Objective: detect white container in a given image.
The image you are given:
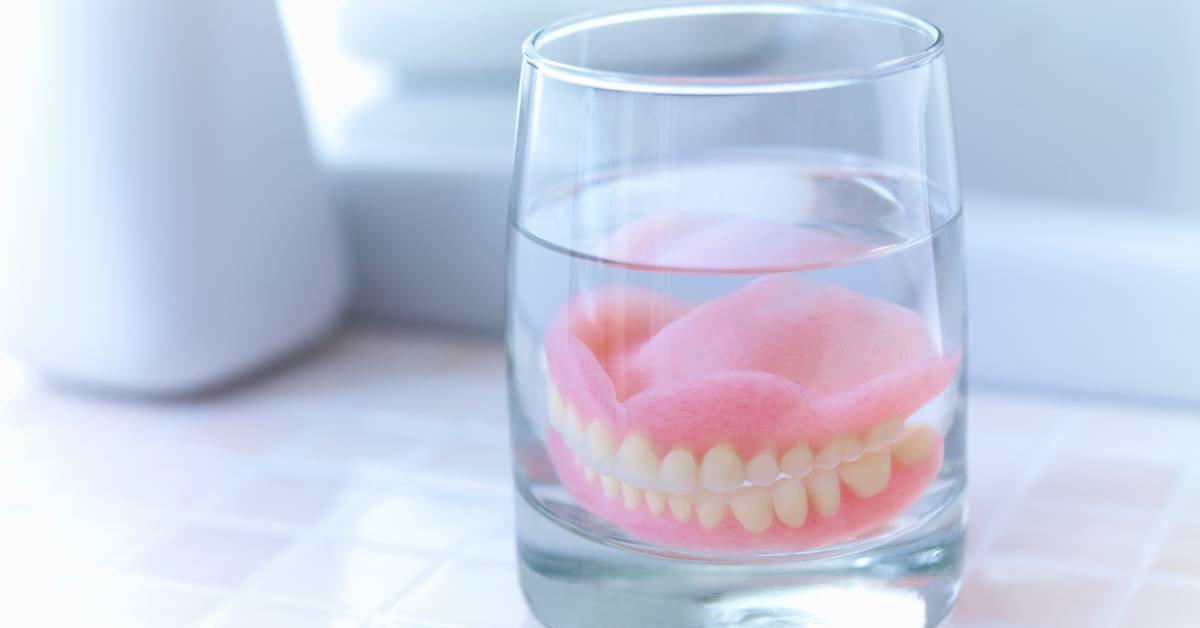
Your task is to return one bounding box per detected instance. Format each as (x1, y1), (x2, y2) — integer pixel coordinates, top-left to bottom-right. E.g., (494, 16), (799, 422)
(0, 1), (349, 394)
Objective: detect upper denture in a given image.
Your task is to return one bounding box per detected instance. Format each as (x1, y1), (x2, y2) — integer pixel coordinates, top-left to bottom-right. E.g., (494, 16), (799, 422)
(545, 274), (957, 463)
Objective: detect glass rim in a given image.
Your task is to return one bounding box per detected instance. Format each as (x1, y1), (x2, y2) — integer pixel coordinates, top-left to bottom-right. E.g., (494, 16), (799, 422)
(523, 1), (945, 95)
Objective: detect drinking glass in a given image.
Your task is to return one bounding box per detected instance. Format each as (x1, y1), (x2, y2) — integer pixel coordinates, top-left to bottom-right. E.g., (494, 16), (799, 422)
(505, 4), (965, 626)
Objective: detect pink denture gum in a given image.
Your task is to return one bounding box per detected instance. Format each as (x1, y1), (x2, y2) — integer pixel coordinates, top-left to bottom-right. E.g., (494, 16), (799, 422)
(542, 211), (959, 553)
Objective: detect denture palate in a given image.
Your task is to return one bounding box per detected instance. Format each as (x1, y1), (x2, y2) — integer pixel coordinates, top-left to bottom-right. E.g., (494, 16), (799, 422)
(546, 381), (937, 533)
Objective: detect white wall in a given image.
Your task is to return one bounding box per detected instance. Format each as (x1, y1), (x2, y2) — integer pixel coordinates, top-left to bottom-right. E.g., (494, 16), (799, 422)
(281, 1), (1200, 404)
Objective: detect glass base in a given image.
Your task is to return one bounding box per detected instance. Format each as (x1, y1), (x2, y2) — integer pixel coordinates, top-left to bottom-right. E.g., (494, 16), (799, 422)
(518, 491), (965, 628)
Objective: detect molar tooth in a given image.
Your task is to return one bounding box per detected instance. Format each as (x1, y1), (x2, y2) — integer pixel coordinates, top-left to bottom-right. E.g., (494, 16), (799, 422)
(583, 466), (596, 483)
(546, 383), (565, 430)
(615, 433), (660, 489)
(780, 443), (814, 478)
(893, 425), (937, 465)
(772, 478), (808, 528)
(600, 475), (620, 498)
(840, 435), (864, 462)
(657, 448), (697, 495)
(700, 445), (745, 493)
(695, 491), (728, 529)
(645, 490), (667, 515)
(668, 494), (693, 522)
(585, 421), (616, 472)
(621, 483), (643, 510)
(807, 468), (841, 518)
(729, 487), (773, 533)
(865, 418), (905, 450)
(562, 407), (584, 450)
(815, 435), (864, 468)
(837, 448), (892, 498)
(745, 451), (780, 487)
(815, 438), (846, 468)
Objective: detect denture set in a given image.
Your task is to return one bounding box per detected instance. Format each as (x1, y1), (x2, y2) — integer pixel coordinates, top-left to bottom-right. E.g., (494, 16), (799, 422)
(543, 274), (958, 552)
(549, 388), (938, 530)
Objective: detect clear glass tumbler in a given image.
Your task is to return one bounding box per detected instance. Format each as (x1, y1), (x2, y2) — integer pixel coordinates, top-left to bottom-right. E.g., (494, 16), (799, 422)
(505, 4), (965, 626)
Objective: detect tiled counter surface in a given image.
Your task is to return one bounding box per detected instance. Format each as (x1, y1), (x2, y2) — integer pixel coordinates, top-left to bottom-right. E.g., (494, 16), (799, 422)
(0, 328), (1197, 628)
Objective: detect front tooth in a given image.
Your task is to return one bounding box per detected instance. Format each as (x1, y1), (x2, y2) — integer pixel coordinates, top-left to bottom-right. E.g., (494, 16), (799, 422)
(645, 490), (667, 515)
(562, 407), (584, 450)
(615, 433), (660, 489)
(668, 494), (693, 522)
(547, 384), (565, 430)
(695, 491), (728, 529)
(621, 483), (643, 510)
(807, 468), (841, 517)
(780, 444), (813, 478)
(729, 487), (773, 532)
(838, 448), (892, 498)
(583, 466), (596, 483)
(865, 418), (905, 450)
(585, 422), (616, 472)
(657, 448), (697, 495)
(772, 478), (808, 528)
(745, 451), (779, 487)
(700, 445), (745, 493)
(893, 425), (937, 465)
(600, 475), (620, 498)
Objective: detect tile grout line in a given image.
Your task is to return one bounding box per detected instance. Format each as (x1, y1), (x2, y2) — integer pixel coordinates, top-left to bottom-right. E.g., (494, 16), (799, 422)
(1091, 433), (1200, 628)
(102, 569), (383, 625)
(944, 413), (1081, 628)
(90, 415), (366, 626)
(963, 412), (1081, 571)
(95, 409), (323, 546)
(187, 409), (506, 627)
(191, 451), (454, 624)
(93, 404), (335, 576)
(375, 500), (519, 624)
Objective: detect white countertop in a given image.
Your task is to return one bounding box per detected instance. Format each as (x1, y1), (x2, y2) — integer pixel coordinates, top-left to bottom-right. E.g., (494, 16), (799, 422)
(0, 327), (1197, 628)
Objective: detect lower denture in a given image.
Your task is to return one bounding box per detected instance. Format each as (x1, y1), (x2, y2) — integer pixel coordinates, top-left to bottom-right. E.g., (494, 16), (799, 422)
(542, 273), (958, 553)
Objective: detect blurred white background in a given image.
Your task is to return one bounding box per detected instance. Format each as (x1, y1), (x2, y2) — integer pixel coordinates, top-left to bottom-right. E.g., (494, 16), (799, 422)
(288, 0), (1200, 215)
(279, 0), (1199, 405)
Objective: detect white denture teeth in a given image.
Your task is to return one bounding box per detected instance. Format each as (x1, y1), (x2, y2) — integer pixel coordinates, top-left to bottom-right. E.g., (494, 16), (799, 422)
(837, 447), (892, 498)
(621, 483), (643, 510)
(585, 421), (616, 472)
(729, 487), (773, 532)
(816, 436), (858, 469)
(699, 445), (745, 493)
(745, 451), (780, 487)
(695, 491), (728, 529)
(780, 443), (814, 479)
(865, 418), (905, 450)
(839, 435), (864, 462)
(807, 468), (841, 518)
(615, 433), (660, 489)
(562, 407), (584, 450)
(657, 448), (697, 495)
(546, 383), (565, 430)
(668, 493), (693, 522)
(600, 475), (620, 498)
(645, 490), (667, 515)
(772, 478), (808, 528)
(561, 413), (934, 532)
(893, 424), (937, 465)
